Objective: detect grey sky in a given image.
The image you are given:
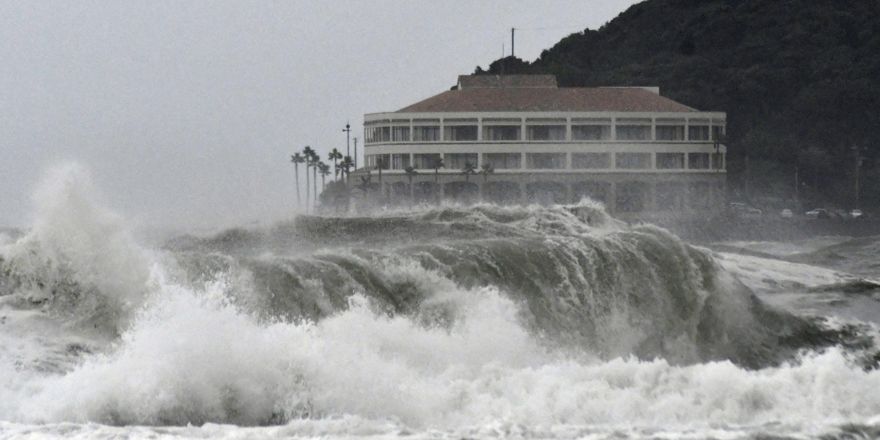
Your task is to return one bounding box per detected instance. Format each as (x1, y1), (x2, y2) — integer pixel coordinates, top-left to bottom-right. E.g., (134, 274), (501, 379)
(0, 0), (640, 229)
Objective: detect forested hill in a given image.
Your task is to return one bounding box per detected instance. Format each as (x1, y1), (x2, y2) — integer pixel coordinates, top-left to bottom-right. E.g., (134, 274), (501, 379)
(479, 0), (880, 209)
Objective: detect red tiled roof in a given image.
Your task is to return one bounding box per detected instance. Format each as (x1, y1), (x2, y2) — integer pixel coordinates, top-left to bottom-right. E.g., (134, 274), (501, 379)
(397, 87), (697, 113)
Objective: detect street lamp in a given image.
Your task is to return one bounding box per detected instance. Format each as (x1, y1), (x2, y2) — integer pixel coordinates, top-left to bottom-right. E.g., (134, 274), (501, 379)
(342, 122), (351, 162)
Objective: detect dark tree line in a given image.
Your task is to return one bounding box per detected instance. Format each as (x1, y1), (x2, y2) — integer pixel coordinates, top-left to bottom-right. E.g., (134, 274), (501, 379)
(478, 0), (880, 209)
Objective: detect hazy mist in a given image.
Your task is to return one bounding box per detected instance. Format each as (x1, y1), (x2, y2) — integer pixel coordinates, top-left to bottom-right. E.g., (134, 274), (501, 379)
(0, 0), (639, 229)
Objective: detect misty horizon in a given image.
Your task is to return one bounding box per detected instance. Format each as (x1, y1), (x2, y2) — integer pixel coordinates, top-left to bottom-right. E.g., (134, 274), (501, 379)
(0, 0), (638, 229)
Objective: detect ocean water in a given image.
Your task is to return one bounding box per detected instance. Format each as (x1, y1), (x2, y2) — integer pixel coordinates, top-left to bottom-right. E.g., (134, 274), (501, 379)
(2, 164), (880, 439)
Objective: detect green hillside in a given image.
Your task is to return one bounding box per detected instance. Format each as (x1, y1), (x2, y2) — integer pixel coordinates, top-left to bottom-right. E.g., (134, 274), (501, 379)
(479, 0), (880, 209)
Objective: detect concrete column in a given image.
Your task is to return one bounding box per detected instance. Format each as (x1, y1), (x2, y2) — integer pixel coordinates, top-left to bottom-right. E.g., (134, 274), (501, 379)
(611, 117), (617, 141)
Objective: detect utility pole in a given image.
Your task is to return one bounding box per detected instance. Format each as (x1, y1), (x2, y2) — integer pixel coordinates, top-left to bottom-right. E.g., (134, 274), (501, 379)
(353, 137), (358, 170)
(511, 28), (515, 57)
(342, 122), (351, 158)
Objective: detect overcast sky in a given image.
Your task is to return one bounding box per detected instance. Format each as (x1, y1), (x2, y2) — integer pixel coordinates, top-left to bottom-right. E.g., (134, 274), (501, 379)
(0, 0), (640, 229)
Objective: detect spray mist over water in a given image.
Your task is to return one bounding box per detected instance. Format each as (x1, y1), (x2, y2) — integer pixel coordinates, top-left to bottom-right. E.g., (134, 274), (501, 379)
(2, 163), (880, 438)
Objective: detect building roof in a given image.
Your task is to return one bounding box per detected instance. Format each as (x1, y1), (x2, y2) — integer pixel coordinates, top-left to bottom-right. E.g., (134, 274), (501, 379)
(457, 74), (557, 89)
(397, 75), (697, 113)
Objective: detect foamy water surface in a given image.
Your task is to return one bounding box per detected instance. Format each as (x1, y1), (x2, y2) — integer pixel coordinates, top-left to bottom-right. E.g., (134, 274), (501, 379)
(2, 164), (880, 439)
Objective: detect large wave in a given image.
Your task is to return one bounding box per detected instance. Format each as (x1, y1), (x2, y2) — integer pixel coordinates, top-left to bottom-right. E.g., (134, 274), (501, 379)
(167, 204), (847, 368)
(1, 164), (879, 435)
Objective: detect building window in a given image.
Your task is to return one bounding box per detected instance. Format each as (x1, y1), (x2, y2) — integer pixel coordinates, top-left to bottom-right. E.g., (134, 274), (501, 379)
(571, 125), (611, 140)
(377, 155), (390, 169)
(526, 153), (566, 169)
(688, 125), (710, 141)
(616, 181), (649, 212)
(711, 153), (725, 170)
(391, 154), (410, 170)
(445, 153), (478, 170)
(483, 125), (521, 141)
(366, 154), (390, 169)
(616, 125), (651, 141)
(484, 153), (522, 169)
(413, 126), (440, 141)
(391, 126), (410, 142)
(526, 125), (566, 141)
(656, 153), (685, 169)
(413, 153), (441, 169)
(688, 153), (710, 169)
(616, 152), (651, 169)
(365, 126), (391, 143)
(656, 125), (685, 141)
(571, 153), (610, 169)
(443, 125), (478, 141)
(712, 125), (725, 141)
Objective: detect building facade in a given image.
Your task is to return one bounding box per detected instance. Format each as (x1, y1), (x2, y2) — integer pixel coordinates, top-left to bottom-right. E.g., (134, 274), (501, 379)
(356, 75), (726, 215)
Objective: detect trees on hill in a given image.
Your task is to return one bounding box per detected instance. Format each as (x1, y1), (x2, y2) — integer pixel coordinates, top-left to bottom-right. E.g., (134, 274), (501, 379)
(478, 0), (880, 208)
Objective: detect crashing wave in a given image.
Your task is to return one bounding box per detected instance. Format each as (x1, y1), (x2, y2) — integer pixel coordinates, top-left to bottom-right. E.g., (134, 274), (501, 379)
(0, 164), (877, 431)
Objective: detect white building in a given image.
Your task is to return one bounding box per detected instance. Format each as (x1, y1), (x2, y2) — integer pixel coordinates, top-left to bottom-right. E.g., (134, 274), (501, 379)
(357, 74), (726, 215)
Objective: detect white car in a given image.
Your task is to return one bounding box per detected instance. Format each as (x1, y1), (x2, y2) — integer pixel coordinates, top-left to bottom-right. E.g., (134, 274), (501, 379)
(780, 209), (793, 218)
(851, 209), (864, 219)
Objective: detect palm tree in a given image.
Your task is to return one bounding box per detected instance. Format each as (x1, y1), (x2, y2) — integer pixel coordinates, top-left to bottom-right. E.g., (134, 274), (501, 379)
(290, 153), (305, 207)
(479, 162), (494, 182)
(358, 173), (372, 196)
(479, 162), (494, 202)
(461, 161), (477, 183)
(319, 162), (331, 191)
(339, 155), (354, 184)
(375, 156), (386, 201)
(432, 157), (444, 202)
(302, 146), (315, 211)
(328, 148), (343, 181)
(432, 157), (444, 182)
(311, 152), (319, 203)
(404, 165), (419, 205)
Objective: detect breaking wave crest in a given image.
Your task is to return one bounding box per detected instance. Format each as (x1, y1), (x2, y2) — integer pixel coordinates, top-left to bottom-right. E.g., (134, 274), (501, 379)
(1, 164), (879, 436)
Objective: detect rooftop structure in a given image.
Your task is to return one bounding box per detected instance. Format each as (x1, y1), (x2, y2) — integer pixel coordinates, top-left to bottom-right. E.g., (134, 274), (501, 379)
(400, 76), (692, 113)
(355, 74), (726, 215)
